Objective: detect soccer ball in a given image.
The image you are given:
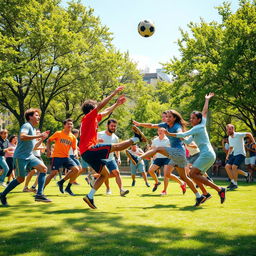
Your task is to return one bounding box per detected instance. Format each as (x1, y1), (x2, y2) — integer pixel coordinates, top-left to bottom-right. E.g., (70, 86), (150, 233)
(138, 20), (155, 37)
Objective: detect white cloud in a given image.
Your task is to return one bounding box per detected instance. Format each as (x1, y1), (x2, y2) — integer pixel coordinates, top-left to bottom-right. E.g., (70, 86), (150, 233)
(130, 54), (161, 73)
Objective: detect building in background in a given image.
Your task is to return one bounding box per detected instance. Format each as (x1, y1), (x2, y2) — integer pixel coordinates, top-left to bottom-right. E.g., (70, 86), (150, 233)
(0, 111), (12, 130)
(142, 69), (171, 85)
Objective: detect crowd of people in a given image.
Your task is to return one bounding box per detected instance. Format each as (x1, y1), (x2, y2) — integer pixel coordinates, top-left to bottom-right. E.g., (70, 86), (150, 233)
(0, 86), (255, 209)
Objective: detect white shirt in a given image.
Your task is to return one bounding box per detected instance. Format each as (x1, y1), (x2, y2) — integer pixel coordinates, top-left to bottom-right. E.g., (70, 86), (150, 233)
(151, 136), (170, 158)
(228, 132), (247, 156)
(97, 131), (119, 160)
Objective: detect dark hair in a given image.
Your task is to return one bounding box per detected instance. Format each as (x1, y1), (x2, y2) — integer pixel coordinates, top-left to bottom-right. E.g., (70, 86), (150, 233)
(166, 109), (188, 131)
(72, 129), (79, 135)
(25, 108), (41, 121)
(63, 118), (73, 125)
(107, 119), (117, 125)
(191, 111), (203, 123)
(162, 111), (167, 115)
(81, 100), (97, 115)
(9, 135), (17, 143)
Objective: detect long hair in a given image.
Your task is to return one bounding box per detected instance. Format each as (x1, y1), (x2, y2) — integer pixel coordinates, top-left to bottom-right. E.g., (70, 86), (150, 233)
(166, 109), (188, 131)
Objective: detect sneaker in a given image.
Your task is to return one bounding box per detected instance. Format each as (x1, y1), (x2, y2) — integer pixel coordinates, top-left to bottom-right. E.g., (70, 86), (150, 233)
(120, 189), (129, 197)
(245, 173), (250, 183)
(201, 193), (212, 204)
(0, 182), (7, 188)
(132, 125), (147, 143)
(227, 183), (238, 191)
(83, 195), (97, 209)
(23, 187), (32, 192)
(145, 182), (150, 187)
(218, 187), (226, 204)
(65, 188), (75, 196)
(30, 187), (37, 193)
(125, 150), (139, 165)
(35, 194), (52, 203)
(131, 180), (136, 186)
(57, 181), (64, 193)
(194, 195), (206, 207)
(152, 182), (161, 192)
(180, 182), (187, 195)
(227, 182), (233, 189)
(0, 193), (8, 206)
(161, 190), (167, 196)
(106, 189), (112, 195)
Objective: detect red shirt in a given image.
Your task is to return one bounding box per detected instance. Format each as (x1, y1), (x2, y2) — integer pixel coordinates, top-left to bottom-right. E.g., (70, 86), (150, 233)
(79, 108), (102, 154)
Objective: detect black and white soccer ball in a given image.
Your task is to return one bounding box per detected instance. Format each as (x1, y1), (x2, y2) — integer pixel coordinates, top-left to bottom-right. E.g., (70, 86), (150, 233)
(138, 20), (155, 37)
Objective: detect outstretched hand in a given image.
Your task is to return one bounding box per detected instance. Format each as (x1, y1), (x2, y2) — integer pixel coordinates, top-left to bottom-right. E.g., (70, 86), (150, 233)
(115, 86), (125, 93)
(205, 92), (215, 100)
(132, 120), (140, 126)
(116, 95), (126, 105)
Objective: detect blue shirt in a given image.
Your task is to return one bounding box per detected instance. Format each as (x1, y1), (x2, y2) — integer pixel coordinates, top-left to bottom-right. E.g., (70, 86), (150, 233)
(14, 122), (37, 160)
(176, 117), (214, 153)
(158, 122), (184, 150)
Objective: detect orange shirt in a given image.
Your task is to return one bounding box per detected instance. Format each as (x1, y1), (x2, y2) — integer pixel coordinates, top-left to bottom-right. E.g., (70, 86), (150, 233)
(49, 130), (77, 158)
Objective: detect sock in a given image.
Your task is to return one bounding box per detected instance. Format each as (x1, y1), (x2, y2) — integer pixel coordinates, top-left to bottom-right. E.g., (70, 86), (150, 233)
(131, 137), (139, 144)
(66, 183), (72, 190)
(234, 181), (238, 185)
(37, 173), (46, 196)
(1, 179), (20, 196)
(231, 179), (235, 184)
(245, 172), (249, 177)
(195, 192), (201, 198)
(88, 188), (96, 199)
(59, 178), (65, 185)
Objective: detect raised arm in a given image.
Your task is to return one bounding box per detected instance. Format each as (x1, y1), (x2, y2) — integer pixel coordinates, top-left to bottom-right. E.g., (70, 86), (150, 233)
(132, 120), (158, 129)
(100, 95), (126, 118)
(202, 92), (214, 118)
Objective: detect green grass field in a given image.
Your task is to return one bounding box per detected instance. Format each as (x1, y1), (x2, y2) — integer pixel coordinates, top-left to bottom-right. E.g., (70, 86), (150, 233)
(0, 176), (255, 256)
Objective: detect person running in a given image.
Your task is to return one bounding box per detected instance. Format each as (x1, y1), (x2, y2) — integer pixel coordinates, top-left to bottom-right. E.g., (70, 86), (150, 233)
(149, 127), (186, 195)
(225, 124), (255, 190)
(5, 135), (17, 185)
(130, 110), (205, 206)
(45, 119), (80, 196)
(0, 129), (10, 187)
(126, 144), (150, 187)
(80, 86), (147, 209)
(245, 137), (256, 182)
(163, 93), (226, 204)
(0, 108), (51, 206)
(97, 119), (129, 196)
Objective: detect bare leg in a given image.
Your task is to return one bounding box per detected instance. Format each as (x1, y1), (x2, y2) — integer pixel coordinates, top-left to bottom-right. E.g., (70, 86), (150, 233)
(225, 164), (234, 180)
(24, 169), (36, 189)
(148, 164), (160, 184)
(44, 170), (58, 187)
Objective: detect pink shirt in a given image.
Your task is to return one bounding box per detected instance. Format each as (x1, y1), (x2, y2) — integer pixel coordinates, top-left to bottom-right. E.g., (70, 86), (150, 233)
(5, 143), (16, 158)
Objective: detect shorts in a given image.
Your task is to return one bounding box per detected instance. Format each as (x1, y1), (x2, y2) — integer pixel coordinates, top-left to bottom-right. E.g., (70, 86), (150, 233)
(165, 147), (187, 168)
(51, 157), (77, 171)
(81, 144), (112, 173)
(245, 156), (256, 165)
(227, 154), (245, 167)
(15, 156), (43, 177)
(130, 161), (145, 175)
(188, 153), (200, 164)
(153, 158), (170, 167)
(105, 159), (119, 172)
(193, 151), (216, 174)
(6, 157), (15, 176)
(81, 158), (90, 168)
(70, 155), (81, 166)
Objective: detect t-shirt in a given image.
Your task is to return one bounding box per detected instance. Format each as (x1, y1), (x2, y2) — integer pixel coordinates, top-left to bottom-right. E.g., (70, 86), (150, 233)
(245, 143), (256, 158)
(49, 130), (77, 158)
(79, 108), (102, 155)
(151, 136), (170, 158)
(158, 122), (184, 150)
(5, 142), (16, 158)
(228, 132), (247, 156)
(97, 131), (119, 160)
(0, 138), (9, 156)
(14, 122), (36, 160)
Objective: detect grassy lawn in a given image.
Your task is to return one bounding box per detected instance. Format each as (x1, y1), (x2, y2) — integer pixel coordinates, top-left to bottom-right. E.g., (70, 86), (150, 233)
(0, 176), (255, 256)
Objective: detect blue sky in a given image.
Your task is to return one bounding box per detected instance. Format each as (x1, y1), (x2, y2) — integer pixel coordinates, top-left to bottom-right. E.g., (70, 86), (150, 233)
(80, 0), (239, 72)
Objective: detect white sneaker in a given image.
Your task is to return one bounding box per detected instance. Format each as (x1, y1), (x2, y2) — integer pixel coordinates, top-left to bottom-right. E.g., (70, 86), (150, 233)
(106, 189), (112, 195)
(0, 182), (7, 187)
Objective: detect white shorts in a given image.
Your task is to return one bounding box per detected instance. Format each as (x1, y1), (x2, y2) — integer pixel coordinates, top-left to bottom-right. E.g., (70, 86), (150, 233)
(245, 156), (256, 165)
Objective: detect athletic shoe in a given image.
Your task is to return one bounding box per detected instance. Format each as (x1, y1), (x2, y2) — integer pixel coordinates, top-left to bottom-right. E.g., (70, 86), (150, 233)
(227, 182), (233, 189)
(218, 187), (226, 204)
(180, 182), (187, 194)
(65, 188), (75, 196)
(245, 173), (250, 183)
(120, 189), (129, 197)
(201, 193), (212, 204)
(161, 190), (167, 196)
(23, 187), (32, 192)
(57, 181), (64, 194)
(132, 125), (147, 143)
(30, 187), (37, 193)
(227, 183), (238, 191)
(83, 195), (97, 209)
(152, 182), (161, 192)
(35, 195), (52, 203)
(0, 193), (8, 206)
(131, 180), (136, 186)
(106, 189), (112, 195)
(125, 150), (139, 165)
(0, 182), (7, 188)
(194, 195), (206, 207)
(145, 182), (150, 187)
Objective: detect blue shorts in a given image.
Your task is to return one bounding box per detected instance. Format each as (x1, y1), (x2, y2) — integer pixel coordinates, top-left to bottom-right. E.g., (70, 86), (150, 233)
(15, 156), (43, 177)
(193, 151), (216, 173)
(188, 153), (200, 164)
(81, 144), (112, 173)
(130, 161), (145, 175)
(165, 147), (187, 168)
(105, 159), (119, 172)
(51, 157), (77, 171)
(227, 153), (245, 167)
(153, 158), (170, 167)
(81, 158), (90, 168)
(70, 155), (81, 166)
